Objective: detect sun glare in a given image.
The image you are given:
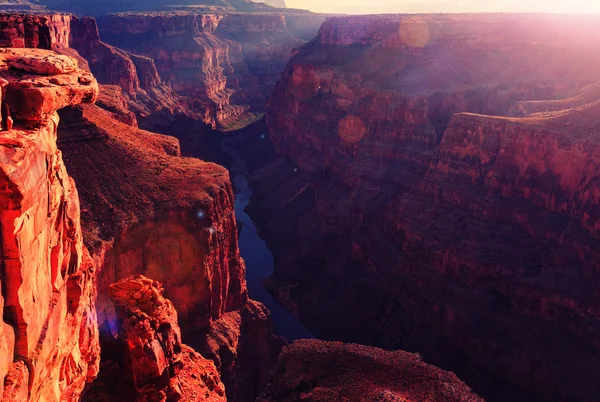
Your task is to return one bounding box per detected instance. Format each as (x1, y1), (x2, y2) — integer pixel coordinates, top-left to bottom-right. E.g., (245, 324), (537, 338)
(286, 0), (600, 14)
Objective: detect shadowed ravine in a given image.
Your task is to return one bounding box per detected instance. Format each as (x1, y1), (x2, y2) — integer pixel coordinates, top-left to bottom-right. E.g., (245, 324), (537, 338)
(221, 136), (314, 341)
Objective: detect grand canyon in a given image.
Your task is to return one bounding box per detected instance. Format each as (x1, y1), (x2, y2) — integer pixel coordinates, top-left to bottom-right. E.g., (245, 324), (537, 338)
(0, 2), (599, 402)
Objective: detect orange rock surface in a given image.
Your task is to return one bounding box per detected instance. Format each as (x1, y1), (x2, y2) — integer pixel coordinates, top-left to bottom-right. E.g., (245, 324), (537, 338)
(56, 101), (247, 336)
(0, 48), (99, 401)
(83, 275), (227, 402)
(258, 339), (483, 402)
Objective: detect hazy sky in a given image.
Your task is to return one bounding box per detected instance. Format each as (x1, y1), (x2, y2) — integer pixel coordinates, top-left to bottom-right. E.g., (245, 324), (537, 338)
(286, 0), (600, 14)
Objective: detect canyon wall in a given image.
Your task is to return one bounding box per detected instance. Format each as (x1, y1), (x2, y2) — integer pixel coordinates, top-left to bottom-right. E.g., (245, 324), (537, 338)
(0, 48), (99, 402)
(55, 95), (282, 401)
(83, 275), (227, 401)
(0, 13), (283, 399)
(98, 11), (324, 130)
(250, 14), (600, 402)
(0, 11), (326, 143)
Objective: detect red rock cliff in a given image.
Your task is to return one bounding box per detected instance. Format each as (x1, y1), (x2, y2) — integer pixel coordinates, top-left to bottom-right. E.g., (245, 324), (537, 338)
(56, 101), (247, 336)
(98, 11), (325, 130)
(0, 12), (187, 133)
(250, 13), (600, 402)
(0, 48), (99, 402)
(83, 275), (227, 402)
(0, 13), (282, 399)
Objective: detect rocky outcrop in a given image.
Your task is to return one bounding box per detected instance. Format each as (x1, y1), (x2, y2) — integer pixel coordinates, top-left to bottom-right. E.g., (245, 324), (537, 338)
(0, 48), (99, 401)
(55, 88), (282, 400)
(248, 13), (600, 402)
(258, 339), (483, 402)
(83, 275), (227, 401)
(196, 299), (285, 402)
(56, 101), (247, 337)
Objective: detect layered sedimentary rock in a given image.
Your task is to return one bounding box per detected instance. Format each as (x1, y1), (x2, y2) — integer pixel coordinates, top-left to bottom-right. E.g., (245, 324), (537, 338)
(55, 82), (282, 401)
(7, 0), (280, 16)
(258, 339), (482, 402)
(57, 101), (247, 336)
(99, 11), (325, 129)
(196, 299), (285, 402)
(0, 14), (71, 48)
(0, 11), (326, 134)
(0, 48), (99, 401)
(0, 13), (189, 123)
(83, 275), (227, 401)
(249, 14), (600, 402)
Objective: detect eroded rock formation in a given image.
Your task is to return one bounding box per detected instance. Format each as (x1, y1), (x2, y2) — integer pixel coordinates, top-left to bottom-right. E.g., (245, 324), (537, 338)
(98, 11), (325, 130)
(55, 91), (286, 402)
(83, 275), (227, 402)
(258, 339), (483, 402)
(247, 14), (600, 402)
(0, 13), (193, 131)
(0, 14), (284, 399)
(197, 299), (285, 402)
(0, 48), (99, 401)
(56, 100), (247, 337)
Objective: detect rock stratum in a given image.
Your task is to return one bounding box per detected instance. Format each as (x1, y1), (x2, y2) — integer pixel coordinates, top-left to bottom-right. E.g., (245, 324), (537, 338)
(0, 11), (327, 133)
(83, 275), (227, 402)
(258, 339), (482, 402)
(98, 11), (327, 130)
(0, 48), (99, 401)
(249, 13), (600, 402)
(0, 10), (535, 402)
(0, 13), (284, 401)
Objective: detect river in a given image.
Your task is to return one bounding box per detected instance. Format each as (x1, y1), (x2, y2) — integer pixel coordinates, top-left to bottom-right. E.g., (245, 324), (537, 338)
(221, 136), (314, 341)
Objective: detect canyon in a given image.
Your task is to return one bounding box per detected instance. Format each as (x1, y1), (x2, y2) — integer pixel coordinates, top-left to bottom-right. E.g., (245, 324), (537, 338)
(247, 13), (600, 402)
(0, 12), (286, 402)
(2, 7), (600, 402)
(0, 9), (481, 402)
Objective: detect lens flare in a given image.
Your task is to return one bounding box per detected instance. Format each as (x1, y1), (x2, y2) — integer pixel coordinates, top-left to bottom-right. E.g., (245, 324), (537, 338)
(399, 17), (431, 48)
(338, 115), (367, 144)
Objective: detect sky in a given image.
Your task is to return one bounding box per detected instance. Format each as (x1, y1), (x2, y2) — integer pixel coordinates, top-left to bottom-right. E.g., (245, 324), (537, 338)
(285, 0), (600, 14)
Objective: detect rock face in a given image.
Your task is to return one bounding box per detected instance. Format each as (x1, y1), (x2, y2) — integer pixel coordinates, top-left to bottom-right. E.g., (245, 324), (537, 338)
(98, 11), (323, 130)
(249, 13), (600, 402)
(0, 48), (99, 401)
(0, 14), (283, 398)
(258, 339), (483, 402)
(196, 299), (286, 402)
(56, 101), (247, 337)
(0, 14), (71, 49)
(56, 90), (285, 402)
(83, 275), (227, 402)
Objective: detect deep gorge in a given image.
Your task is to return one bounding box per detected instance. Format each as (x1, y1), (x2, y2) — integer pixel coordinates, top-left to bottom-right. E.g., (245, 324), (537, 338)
(0, 8), (600, 402)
